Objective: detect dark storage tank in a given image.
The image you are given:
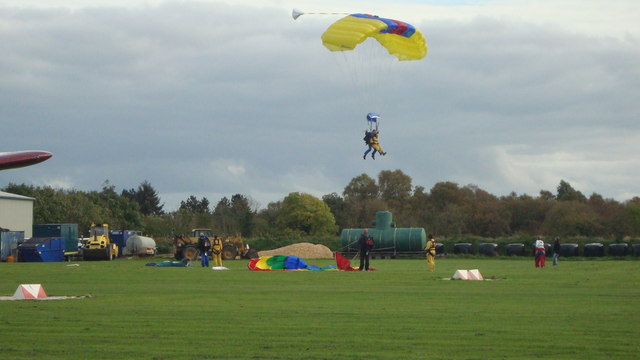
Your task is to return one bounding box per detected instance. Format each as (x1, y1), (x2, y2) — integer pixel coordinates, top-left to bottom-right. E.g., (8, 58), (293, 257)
(633, 244), (640, 257)
(559, 243), (579, 257)
(584, 243), (604, 257)
(340, 211), (426, 257)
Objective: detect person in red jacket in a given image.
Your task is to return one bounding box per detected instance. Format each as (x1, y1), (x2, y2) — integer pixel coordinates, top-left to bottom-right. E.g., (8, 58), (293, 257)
(534, 238), (546, 268)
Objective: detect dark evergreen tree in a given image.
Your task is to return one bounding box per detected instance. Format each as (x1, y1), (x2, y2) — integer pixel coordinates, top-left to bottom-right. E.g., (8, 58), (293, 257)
(122, 180), (164, 216)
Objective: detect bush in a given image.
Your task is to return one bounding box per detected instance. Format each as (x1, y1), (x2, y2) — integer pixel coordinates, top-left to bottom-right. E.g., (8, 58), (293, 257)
(155, 237), (174, 254)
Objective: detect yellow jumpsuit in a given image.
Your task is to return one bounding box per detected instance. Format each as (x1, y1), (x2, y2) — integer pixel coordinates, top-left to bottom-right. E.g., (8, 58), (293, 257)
(425, 239), (436, 272)
(212, 237), (223, 267)
(369, 135), (385, 155)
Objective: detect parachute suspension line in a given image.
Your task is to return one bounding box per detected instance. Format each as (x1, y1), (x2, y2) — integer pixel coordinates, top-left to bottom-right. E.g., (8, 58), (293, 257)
(292, 9), (349, 20)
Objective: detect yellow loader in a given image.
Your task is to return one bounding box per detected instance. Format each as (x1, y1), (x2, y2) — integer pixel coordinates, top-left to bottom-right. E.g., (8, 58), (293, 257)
(173, 229), (258, 261)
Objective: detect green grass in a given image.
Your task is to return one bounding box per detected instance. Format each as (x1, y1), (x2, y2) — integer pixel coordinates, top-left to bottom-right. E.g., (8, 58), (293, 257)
(1, 257), (639, 359)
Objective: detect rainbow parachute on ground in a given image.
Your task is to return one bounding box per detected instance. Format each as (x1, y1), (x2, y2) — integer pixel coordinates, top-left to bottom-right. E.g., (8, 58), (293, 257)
(247, 253), (375, 271)
(248, 255), (337, 271)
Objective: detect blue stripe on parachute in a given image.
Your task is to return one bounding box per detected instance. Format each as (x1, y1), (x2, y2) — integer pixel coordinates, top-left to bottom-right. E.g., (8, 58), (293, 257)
(283, 256), (308, 270)
(350, 14), (416, 38)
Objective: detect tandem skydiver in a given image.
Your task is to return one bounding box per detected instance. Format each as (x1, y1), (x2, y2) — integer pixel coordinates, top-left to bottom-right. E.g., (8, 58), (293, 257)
(363, 129), (386, 160)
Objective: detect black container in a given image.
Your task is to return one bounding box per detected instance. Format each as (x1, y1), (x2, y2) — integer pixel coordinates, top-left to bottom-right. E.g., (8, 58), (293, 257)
(435, 243), (445, 255)
(559, 243), (579, 257)
(584, 243), (604, 257)
(454, 243), (474, 254)
(479, 243), (498, 257)
(608, 243), (628, 256)
(505, 243), (525, 256)
(632, 244), (640, 257)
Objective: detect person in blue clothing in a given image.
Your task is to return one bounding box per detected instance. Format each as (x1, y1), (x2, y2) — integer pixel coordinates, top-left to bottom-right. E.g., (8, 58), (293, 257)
(553, 237), (561, 266)
(198, 235), (211, 268)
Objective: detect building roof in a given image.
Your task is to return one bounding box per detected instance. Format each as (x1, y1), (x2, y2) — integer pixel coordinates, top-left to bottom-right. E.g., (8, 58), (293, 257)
(0, 191), (35, 201)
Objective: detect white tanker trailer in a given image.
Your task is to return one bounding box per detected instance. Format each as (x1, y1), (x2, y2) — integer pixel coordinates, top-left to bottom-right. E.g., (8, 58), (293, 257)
(123, 234), (157, 256)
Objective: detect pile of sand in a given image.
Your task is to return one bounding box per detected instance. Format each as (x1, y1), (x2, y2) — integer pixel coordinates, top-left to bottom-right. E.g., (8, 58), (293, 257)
(258, 243), (334, 259)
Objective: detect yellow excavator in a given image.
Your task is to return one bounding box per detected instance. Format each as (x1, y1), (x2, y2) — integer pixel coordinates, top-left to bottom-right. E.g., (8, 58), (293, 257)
(173, 229), (258, 261)
(83, 223), (118, 261)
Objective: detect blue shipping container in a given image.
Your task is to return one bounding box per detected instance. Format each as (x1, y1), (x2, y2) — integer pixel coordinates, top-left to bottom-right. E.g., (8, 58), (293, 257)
(18, 237), (65, 262)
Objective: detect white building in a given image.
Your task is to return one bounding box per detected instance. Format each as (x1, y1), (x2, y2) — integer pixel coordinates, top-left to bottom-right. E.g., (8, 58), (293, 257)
(0, 191), (35, 238)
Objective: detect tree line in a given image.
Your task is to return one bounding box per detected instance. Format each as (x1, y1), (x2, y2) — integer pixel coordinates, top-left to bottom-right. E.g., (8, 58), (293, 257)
(3, 170), (640, 240)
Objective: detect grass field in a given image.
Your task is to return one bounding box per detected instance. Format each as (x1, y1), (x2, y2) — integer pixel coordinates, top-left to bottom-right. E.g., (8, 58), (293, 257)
(1, 256), (639, 360)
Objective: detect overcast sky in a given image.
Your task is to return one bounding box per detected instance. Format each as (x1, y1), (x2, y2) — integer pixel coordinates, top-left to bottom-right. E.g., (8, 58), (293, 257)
(1, 0), (639, 211)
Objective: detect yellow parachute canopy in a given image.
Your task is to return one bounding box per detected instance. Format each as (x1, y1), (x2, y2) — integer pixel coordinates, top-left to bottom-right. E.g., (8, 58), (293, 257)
(321, 13), (427, 61)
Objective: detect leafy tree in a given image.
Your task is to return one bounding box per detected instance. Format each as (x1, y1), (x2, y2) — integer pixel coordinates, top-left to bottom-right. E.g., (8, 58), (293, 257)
(539, 190), (555, 201)
(343, 174), (378, 201)
(429, 182), (471, 211)
(254, 201), (282, 236)
(542, 201), (601, 236)
(322, 192), (349, 231)
(432, 203), (467, 236)
(377, 170), (412, 205)
(342, 174), (387, 227)
(465, 186), (510, 237)
(90, 182), (143, 231)
(625, 198), (640, 236)
(588, 193), (628, 237)
(407, 185), (433, 228)
(276, 192), (338, 236)
(501, 193), (550, 234)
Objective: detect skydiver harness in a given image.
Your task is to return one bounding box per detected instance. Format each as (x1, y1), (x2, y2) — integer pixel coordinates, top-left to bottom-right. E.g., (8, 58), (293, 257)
(426, 241), (436, 256)
(212, 238), (223, 255)
(364, 131), (373, 145)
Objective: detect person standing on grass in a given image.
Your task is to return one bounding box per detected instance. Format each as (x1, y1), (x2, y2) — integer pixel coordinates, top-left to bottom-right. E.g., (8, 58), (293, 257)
(553, 237), (561, 266)
(198, 235), (211, 268)
(358, 229), (374, 271)
(425, 234), (437, 272)
(534, 238), (546, 268)
(211, 235), (223, 267)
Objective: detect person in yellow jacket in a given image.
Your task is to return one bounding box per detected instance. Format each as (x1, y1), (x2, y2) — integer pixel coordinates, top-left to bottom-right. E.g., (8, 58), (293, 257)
(211, 235), (223, 267)
(363, 130), (387, 160)
(425, 234), (436, 272)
